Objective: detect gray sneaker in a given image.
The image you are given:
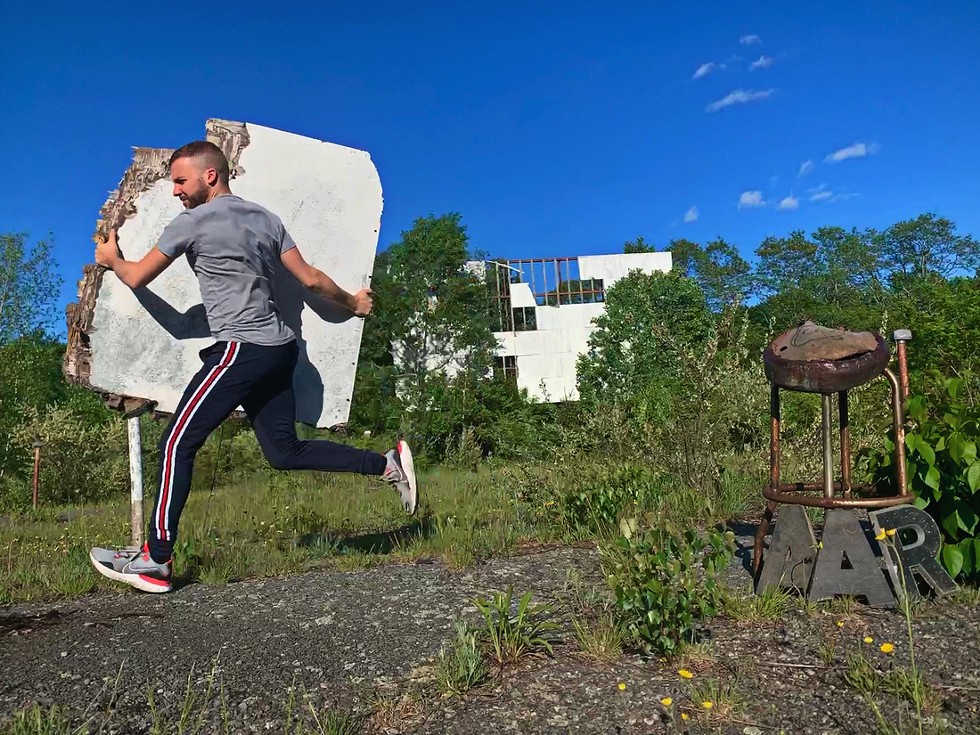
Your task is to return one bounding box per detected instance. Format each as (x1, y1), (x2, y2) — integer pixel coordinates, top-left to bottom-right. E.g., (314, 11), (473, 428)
(382, 440), (418, 515)
(89, 543), (173, 593)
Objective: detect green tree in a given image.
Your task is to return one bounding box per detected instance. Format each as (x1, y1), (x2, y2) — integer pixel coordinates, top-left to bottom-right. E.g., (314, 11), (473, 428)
(623, 236), (656, 254)
(890, 274), (980, 374)
(370, 214), (496, 391)
(748, 226), (888, 345)
(0, 335), (66, 485)
(669, 238), (752, 311)
(577, 271), (713, 403)
(877, 214), (980, 280)
(0, 233), (62, 344)
(350, 214), (500, 453)
(667, 238), (702, 279)
(754, 230), (819, 297)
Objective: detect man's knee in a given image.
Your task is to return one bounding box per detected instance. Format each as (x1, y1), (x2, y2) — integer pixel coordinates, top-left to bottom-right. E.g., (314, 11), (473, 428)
(264, 445), (301, 471)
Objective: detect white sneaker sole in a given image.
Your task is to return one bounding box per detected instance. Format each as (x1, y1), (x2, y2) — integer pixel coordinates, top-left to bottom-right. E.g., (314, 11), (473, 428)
(398, 440), (418, 515)
(89, 549), (173, 594)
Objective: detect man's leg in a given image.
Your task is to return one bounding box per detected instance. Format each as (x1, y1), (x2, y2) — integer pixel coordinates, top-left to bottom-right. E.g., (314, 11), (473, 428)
(242, 343), (387, 475)
(147, 341), (268, 562)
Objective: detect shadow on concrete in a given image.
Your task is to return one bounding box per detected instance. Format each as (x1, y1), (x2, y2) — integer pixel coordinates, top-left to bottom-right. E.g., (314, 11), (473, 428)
(728, 519), (763, 575)
(133, 288), (211, 340)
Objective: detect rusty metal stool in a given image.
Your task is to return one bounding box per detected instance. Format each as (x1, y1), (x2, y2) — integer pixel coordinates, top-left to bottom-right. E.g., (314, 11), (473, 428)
(752, 323), (914, 603)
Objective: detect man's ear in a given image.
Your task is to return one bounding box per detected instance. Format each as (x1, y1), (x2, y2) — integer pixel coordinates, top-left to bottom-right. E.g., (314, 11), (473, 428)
(205, 168), (218, 186)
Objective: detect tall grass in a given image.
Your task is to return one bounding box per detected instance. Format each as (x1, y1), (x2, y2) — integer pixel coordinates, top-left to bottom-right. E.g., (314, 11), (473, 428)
(0, 464), (520, 605)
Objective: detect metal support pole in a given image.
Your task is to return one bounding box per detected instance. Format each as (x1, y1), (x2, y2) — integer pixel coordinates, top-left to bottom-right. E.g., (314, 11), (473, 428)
(821, 394), (834, 499)
(128, 416), (144, 547)
(884, 368), (910, 498)
(839, 391), (852, 498)
(893, 329), (912, 401)
(769, 384), (781, 490)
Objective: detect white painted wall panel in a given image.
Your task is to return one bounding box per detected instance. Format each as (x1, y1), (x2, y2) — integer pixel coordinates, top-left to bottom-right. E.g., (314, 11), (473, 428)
(535, 305), (563, 331)
(509, 282), (537, 308)
(579, 252), (672, 285)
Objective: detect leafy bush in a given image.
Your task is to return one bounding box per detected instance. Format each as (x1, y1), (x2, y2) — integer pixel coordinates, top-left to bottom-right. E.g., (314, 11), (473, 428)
(600, 519), (734, 654)
(400, 372), (558, 464)
(559, 465), (664, 536)
(572, 304), (769, 497)
(5, 407), (128, 509)
(509, 461), (667, 538)
(863, 375), (980, 581)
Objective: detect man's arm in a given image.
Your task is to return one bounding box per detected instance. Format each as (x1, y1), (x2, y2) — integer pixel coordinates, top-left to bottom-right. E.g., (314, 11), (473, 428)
(280, 247), (373, 317)
(95, 230), (174, 289)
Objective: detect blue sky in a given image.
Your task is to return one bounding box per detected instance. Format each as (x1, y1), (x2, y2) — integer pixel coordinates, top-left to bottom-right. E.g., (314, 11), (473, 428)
(2, 1), (979, 335)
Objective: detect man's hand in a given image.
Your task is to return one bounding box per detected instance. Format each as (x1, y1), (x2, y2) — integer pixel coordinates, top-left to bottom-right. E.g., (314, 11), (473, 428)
(351, 288), (374, 317)
(95, 229), (122, 269)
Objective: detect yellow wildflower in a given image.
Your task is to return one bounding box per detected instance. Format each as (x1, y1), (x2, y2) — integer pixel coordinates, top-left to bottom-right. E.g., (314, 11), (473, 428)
(875, 530), (887, 541)
(880, 642), (895, 654)
(863, 636), (874, 644)
(886, 528), (897, 537)
(681, 713), (690, 721)
(660, 697), (673, 707)
(835, 620), (844, 628)
(702, 701), (714, 709)
(617, 682), (626, 690)
(678, 669), (694, 679)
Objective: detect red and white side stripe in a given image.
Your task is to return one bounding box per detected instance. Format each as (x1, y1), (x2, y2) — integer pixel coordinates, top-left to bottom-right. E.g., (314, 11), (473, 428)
(155, 341), (241, 541)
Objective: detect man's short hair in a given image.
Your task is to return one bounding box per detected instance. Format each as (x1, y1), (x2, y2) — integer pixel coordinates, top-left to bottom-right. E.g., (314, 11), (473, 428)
(170, 141), (230, 184)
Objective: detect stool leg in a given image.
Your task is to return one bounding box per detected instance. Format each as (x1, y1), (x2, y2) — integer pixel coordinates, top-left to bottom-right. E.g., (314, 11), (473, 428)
(839, 391), (852, 498)
(821, 394), (834, 499)
(753, 500), (777, 578)
(755, 384), (782, 577)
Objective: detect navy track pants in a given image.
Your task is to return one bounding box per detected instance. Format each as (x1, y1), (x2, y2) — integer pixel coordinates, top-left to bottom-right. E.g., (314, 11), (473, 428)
(147, 340), (387, 562)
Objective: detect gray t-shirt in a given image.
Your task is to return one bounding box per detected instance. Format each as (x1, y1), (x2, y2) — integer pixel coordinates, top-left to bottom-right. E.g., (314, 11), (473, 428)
(157, 194), (296, 346)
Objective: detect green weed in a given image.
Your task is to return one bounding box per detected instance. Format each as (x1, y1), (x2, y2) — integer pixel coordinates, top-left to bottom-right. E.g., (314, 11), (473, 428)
(687, 678), (744, 725)
(0, 465), (528, 604)
(473, 586), (560, 667)
(571, 609), (626, 662)
(722, 586), (791, 622)
(0, 705), (76, 735)
(435, 619), (489, 696)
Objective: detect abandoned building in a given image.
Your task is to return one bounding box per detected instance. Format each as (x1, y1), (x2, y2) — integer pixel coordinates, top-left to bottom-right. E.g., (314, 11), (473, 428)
(477, 251), (673, 402)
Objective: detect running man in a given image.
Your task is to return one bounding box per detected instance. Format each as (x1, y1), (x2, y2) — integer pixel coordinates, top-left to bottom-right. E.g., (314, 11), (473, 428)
(89, 140), (417, 594)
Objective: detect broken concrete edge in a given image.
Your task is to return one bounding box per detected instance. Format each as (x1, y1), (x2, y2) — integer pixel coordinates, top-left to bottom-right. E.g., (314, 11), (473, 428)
(63, 120), (251, 416)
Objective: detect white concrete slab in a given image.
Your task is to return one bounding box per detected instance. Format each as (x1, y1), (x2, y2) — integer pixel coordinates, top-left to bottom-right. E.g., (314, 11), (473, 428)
(86, 122), (382, 428)
(509, 282), (537, 308)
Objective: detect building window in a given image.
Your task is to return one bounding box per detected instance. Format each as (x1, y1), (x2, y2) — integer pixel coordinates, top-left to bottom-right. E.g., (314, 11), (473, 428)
(513, 306), (537, 331)
(546, 278), (605, 305)
(494, 355), (518, 381)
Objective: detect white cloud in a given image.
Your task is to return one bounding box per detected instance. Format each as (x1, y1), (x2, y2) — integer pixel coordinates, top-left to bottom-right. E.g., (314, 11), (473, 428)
(749, 55), (774, 70)
(738, 190), (765, 209)
(808, 184), (859, 203)
(706, 88), (774, 112)
(683, 206), (699, 223)
(824, 142), (879, 162)
(693, 62), (723, 79)
(778, 195), (800, 211)
(740, 34), (762, 45)
(798, 160), (815, 178)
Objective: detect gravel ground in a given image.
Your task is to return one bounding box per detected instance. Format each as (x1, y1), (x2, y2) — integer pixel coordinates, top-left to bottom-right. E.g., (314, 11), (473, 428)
(1, 536), (978, 734)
